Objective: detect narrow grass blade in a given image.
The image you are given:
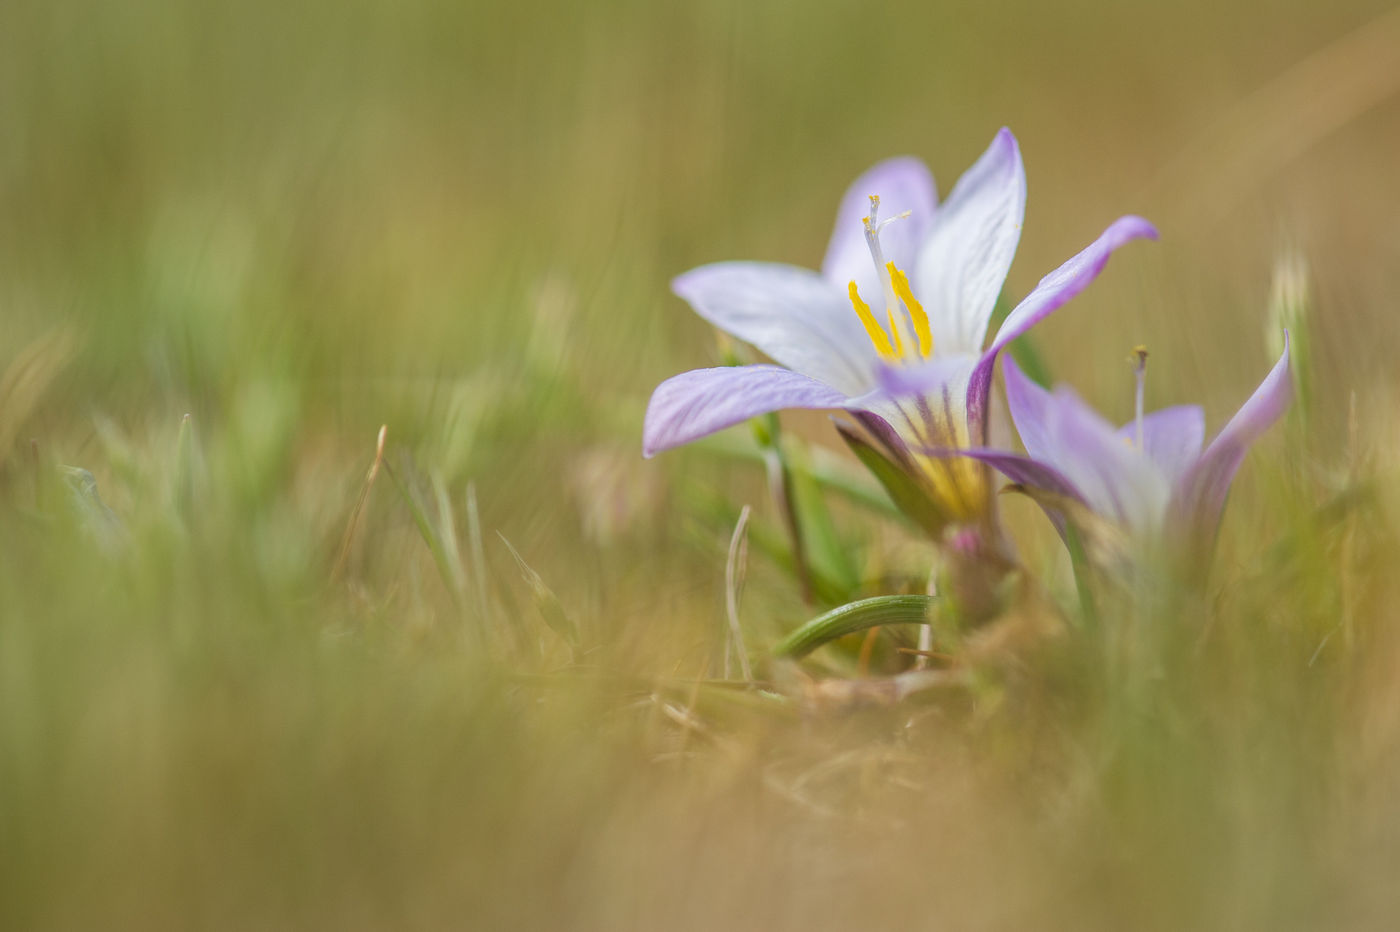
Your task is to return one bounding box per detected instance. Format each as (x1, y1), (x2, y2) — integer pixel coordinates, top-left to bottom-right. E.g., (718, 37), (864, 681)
(383, 456), (463, 611)
(498, 533), (579, 648)
(0, 327), (77, 468)
(724, 504), (753, 682)
(431, 470), (469, 602)
(785, 439), (861, 600)
(174, 413), (197, 521)
(332, 425), (386, 582)
(772, 595), (940, 660)
(465, 481), (490, 627)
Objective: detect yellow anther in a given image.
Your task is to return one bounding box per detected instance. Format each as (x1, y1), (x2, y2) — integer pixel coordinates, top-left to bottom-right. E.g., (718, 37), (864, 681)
(847, 281), (895, 359)
(887, 262), (932, 357)
(1130, 345), (1149, 373)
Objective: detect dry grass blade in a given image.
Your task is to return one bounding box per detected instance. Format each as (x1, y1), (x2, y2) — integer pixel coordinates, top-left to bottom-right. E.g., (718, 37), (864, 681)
(331, 424), (387, 582)
(498, 533), (579, 649)
(0, 327), (77, 468)
(724, 503), (753, 682)
(465, 481), (490, 627)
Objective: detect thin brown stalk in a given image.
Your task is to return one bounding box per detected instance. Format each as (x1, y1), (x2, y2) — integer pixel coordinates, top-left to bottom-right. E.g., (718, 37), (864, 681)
(331, 424), (387, 582)
(724, 504), (753, 682)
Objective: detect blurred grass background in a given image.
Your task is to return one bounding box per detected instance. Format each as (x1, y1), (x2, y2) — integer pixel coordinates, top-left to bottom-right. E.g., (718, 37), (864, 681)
(3, 0), (1400, 928)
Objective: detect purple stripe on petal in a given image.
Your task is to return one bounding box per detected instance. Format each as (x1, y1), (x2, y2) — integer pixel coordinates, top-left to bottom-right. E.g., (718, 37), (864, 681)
(642, 365), (850, 457)
(852, 410), (915, 468)
(1171, 335), (1292, 539)
(867, 354), (979, 450)
(965, 215), (1159, 440)
(822, 157), (937, 305)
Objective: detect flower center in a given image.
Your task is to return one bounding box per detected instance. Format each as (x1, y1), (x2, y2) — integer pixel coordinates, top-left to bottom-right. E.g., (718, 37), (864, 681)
(846, 195), (933, 363)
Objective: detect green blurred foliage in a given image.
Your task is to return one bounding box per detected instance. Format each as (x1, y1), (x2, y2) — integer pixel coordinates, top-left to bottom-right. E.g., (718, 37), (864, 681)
(2, 0), (1400, 928)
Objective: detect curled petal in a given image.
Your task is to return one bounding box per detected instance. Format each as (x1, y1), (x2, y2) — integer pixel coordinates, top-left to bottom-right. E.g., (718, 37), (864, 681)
(912, 127), (1026, 356)
(672, 262), (876, 396)
(965, 215), (1159, 440)
(822, 157), (937, 308)
(1172, 335), (1292, 540)
(642, 365), (850, 457)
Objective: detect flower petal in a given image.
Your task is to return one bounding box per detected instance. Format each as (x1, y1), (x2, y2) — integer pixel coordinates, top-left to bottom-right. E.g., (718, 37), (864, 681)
(960, 448), (1084, 502)
(965, 215), (1158, 441)
(1115, 405), (1205, 488)
(959, 447), (1090, 538)
(1000, 355), (1170, 533)
(1171, 336), (1292, 539)
(1001, 355), (1058, 468)
(1043, 385), (1172, 533)
(869, 353), (980, 449)
(912, 128), (1026, 356)
(672, 262), (876, 396)
(822, 157), (937, 307)
(643, 364), (850, 457)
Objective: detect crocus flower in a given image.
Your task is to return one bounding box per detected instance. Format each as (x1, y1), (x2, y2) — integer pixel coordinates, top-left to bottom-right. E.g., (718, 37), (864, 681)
(643, 128), (1156, 527)
(959, 339), (1292, 561)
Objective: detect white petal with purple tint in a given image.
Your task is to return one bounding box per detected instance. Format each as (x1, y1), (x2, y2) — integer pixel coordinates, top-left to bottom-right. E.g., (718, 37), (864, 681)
(672, 262), (875, 396)
(1040, 385), (1171, 533)
(1116, 405), (1204, 489)
(822, 157), (937, 309)
(912, 128), (1026, 357)
(643, 364), (851, 457)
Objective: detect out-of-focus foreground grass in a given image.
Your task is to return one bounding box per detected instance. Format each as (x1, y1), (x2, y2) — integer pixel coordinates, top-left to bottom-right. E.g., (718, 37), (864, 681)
(3, 0), (1400, 928)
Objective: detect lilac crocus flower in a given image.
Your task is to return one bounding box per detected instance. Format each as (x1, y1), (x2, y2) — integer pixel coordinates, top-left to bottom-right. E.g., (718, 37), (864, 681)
(961, 340), (1292, 558)
(643, 128), (1157, 525)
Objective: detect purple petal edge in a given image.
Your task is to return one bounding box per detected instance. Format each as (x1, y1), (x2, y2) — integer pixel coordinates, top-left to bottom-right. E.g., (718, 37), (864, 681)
(961, 448), (1086, 537)
(1171, 333), (1292, 539)
(959, 448), (1085, 502)
(964, 215), (1159, 441)
(851, 409), (914, 467)
(642, 364), (850, 457)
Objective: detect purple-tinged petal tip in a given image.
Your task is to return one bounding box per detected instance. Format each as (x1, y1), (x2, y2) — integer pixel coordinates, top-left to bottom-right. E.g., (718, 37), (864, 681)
(642, 364), (849, 458)
(1171, 333), (1292, 539)
(964, 213), (1158, 440)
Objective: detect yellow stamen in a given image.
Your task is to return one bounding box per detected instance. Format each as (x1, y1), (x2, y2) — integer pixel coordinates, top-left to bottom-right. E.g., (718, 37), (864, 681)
(887, 262), (932, 357)
(848, 282), (895, 358)
(887, 310), (905, 356)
